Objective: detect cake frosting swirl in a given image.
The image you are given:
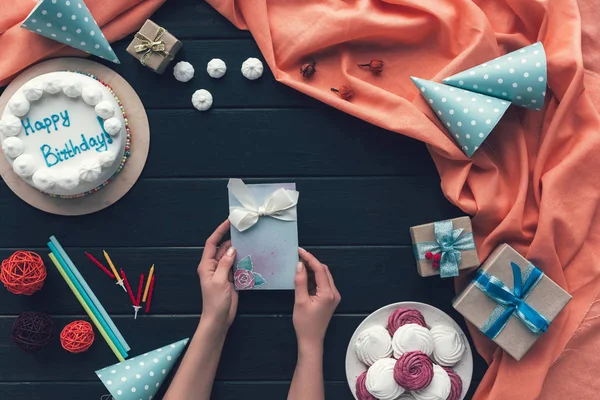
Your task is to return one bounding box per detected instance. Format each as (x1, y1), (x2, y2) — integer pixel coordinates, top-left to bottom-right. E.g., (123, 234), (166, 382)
(355, 325), (393, 366)
(393, 350), (434, 391)
(430, 325), (465, 367)
(411, 364), (451, 400)
(388, 307), (427, 335)
(365, 358), (406, 400)
(392, 323), (434, 358)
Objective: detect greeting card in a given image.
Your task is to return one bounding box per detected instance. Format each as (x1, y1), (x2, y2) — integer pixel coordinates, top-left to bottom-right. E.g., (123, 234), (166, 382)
(228, 178), (299, 290)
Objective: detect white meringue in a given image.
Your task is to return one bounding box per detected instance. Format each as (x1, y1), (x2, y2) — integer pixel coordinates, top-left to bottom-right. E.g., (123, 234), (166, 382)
(192, 89), (213, 111)
(392, 323), (434, 358)
(44, 78), (63, 94)
(82, 85), (103, 106)
(241, 57), (264, 80)
(8, 95), (30, 117)
(56, 170), (80, 190)
(98, 151), (117, 168)
(173, 61), (195, 82)
(103, 117), (122, 136)
(411, 365), (451, 400)
(62, 80), (83, 98)
(0, 115), (23, 136)
(95, 101), (115, 119)
(354, 326), (393, 366)
(79, 158), (102, 182)
(207, 58), (227, 78)
(430, 325), (465, 367)
(12, 154), (36, 177)
(365, 358), (405, 400)
(22, 81), (44, 101)
(32, 169), (56, 191)
(2, 137), (24, 158)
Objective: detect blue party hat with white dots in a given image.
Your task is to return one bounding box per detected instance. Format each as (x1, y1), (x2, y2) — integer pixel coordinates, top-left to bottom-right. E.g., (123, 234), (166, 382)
(21, 0), (120, 63)
(442, 42), (546, 110)
(96, 338), (189, 400)
(411, 77), (510, 157)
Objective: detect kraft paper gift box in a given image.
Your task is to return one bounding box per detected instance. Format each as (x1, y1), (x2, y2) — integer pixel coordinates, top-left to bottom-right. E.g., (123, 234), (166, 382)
(453, 244), (571, 360)
(227, 179), (299, 290)
(410, 216), (479, 278)
(126, 19), (182, 74)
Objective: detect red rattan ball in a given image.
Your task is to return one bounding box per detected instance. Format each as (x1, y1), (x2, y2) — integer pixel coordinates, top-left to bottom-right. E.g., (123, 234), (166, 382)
(60, 320), (95, 353)
(0, 251), (47, 295)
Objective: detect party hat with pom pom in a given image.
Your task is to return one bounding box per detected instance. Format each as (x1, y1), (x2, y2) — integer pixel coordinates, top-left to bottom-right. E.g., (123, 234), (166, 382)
(21, 0), (120, 63)
(442, 42), (547, 110)
(96, 338), (189, 400)
(411, 77), (510, 157)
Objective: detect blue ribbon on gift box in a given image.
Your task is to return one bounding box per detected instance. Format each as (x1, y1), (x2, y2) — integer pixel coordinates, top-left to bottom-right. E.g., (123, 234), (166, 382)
(473, 262), (550, 339)
(413, 219), (476, 278)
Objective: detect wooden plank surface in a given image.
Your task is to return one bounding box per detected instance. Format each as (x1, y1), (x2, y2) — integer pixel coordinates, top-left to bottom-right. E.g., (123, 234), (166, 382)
(0, 0), (486, 398)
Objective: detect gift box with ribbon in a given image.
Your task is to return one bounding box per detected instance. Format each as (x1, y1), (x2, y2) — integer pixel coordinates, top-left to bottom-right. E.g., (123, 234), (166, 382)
(410, 216), (479, 278)
(453, 244), (571, 360)
(228, 178), (299, 290)
(126, 19), (182, 74)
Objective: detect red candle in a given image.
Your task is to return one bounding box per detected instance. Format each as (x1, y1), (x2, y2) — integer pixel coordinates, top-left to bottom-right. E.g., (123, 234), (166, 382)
(85, 252), (115, 279)
(136, 273), (144, 307)
(120, 268), (136, 306)
(145, 276), (155, 313)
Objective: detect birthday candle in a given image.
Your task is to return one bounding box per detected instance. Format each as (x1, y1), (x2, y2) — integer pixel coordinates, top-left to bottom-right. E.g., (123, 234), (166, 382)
(142, 264), (154, 302)
(136, 273), (144, 307)
(120, 268), (136, 306)
(146, 276), (155, 313)
(85, 252), (115, 279)
(103, 251), (122, 281)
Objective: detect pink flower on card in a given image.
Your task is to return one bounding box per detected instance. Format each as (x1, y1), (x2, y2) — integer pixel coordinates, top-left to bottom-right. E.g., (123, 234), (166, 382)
(234, 269), (255, 290)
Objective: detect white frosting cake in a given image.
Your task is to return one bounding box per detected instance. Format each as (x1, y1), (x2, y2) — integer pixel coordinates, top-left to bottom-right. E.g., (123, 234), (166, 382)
(0, 71), (130, 198)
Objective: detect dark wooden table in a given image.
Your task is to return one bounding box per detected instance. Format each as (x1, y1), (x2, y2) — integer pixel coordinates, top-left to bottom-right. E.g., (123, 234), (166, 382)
(0, 1), (487, 399)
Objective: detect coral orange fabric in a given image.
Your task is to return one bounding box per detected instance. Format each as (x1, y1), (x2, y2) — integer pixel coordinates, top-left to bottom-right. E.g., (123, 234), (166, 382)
(0, 0), (166, 87)
(206, 0), (600, 398)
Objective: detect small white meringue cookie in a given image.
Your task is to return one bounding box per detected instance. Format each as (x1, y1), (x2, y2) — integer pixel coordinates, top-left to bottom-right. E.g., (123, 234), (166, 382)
(192, 89), (213, 111)
(103, 118), (122, 136)
(44, 78), (63, 94)
(173, 61), (195, 82)
(354, 325), (393, 366)
(207, 58), (227, 78)
(32, 168), (56, 191)
(62, 80), (83, 98)
(0, 115), (23, 137)
(8, 95), (30, 117)
(79, 158), (102, 182)
(392, 323), (434, 358)
(2, 137), (24, 158)
(411, 365), (451, 400)
(56, 170), (80, 190)
(365, 358), (405, 400)
(95, 101), (115, 119)
(430, 325), (466, 367)
(82, 85), (103, 106)
(12, 154), (36, 177)
(98, 151), (117, 168)
(22, 81), (44, 101)
(241, 57), (264, 80)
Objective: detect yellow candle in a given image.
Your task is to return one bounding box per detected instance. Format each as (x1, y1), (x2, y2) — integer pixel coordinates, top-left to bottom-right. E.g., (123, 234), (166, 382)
(142, 264), (154, 303)
(49, 253), (125, 362)
(103, 250), (121, 281)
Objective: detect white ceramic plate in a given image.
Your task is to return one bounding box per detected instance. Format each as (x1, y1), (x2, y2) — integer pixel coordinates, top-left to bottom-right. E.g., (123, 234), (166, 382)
(345, 302), (473, 400)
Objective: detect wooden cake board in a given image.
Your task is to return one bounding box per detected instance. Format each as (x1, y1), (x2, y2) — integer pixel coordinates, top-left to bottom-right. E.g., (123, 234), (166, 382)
(0, 58), (150, 216)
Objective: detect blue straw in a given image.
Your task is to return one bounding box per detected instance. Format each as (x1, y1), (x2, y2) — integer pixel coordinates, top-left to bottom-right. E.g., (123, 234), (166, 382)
(48, 237), (131, 353)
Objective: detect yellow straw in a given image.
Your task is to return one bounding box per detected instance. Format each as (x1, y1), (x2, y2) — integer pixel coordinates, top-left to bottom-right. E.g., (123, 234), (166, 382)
(142, 264), (154, 303)
(49, 253), (125, 362)
(103, 250), (122, 281)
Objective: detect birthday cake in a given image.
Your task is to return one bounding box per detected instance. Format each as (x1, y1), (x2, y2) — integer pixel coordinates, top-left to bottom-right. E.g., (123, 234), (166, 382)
(0, 71), (131, 198)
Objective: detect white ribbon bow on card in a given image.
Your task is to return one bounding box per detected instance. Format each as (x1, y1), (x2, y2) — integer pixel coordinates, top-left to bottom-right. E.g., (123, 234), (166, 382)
(228, 179), (300, 232)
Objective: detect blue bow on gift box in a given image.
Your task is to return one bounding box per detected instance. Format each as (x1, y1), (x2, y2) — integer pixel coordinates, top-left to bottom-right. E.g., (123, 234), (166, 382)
(413, 219), (476, 278)
(473, 262), (550, 339)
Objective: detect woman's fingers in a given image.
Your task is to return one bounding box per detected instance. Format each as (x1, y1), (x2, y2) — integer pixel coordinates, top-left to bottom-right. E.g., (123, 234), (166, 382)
(202, 220), (230, 261)
(215, 240), (232, 261)
(215, 247), (236, 282)
(299, 248), (331, 293)
(294, 262), (309, 303)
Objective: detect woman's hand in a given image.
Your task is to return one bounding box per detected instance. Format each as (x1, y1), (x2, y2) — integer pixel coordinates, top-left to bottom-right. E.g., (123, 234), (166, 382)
(197, 220), (238, 330)
(293, 248), (341, 350)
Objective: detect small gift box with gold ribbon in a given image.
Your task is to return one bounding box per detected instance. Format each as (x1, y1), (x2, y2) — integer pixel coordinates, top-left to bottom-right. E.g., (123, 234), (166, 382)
(453, 244), (571, 360)
(410, 216), (479, 278)
(126, 20), (182, 74)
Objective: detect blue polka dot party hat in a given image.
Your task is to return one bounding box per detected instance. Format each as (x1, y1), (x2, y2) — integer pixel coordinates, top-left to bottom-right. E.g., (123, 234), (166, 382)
(411, 77), (510, 157)
(96, 338), (189, 400)
(442, 42), (547, 110)
(21, 0), (120, 63)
